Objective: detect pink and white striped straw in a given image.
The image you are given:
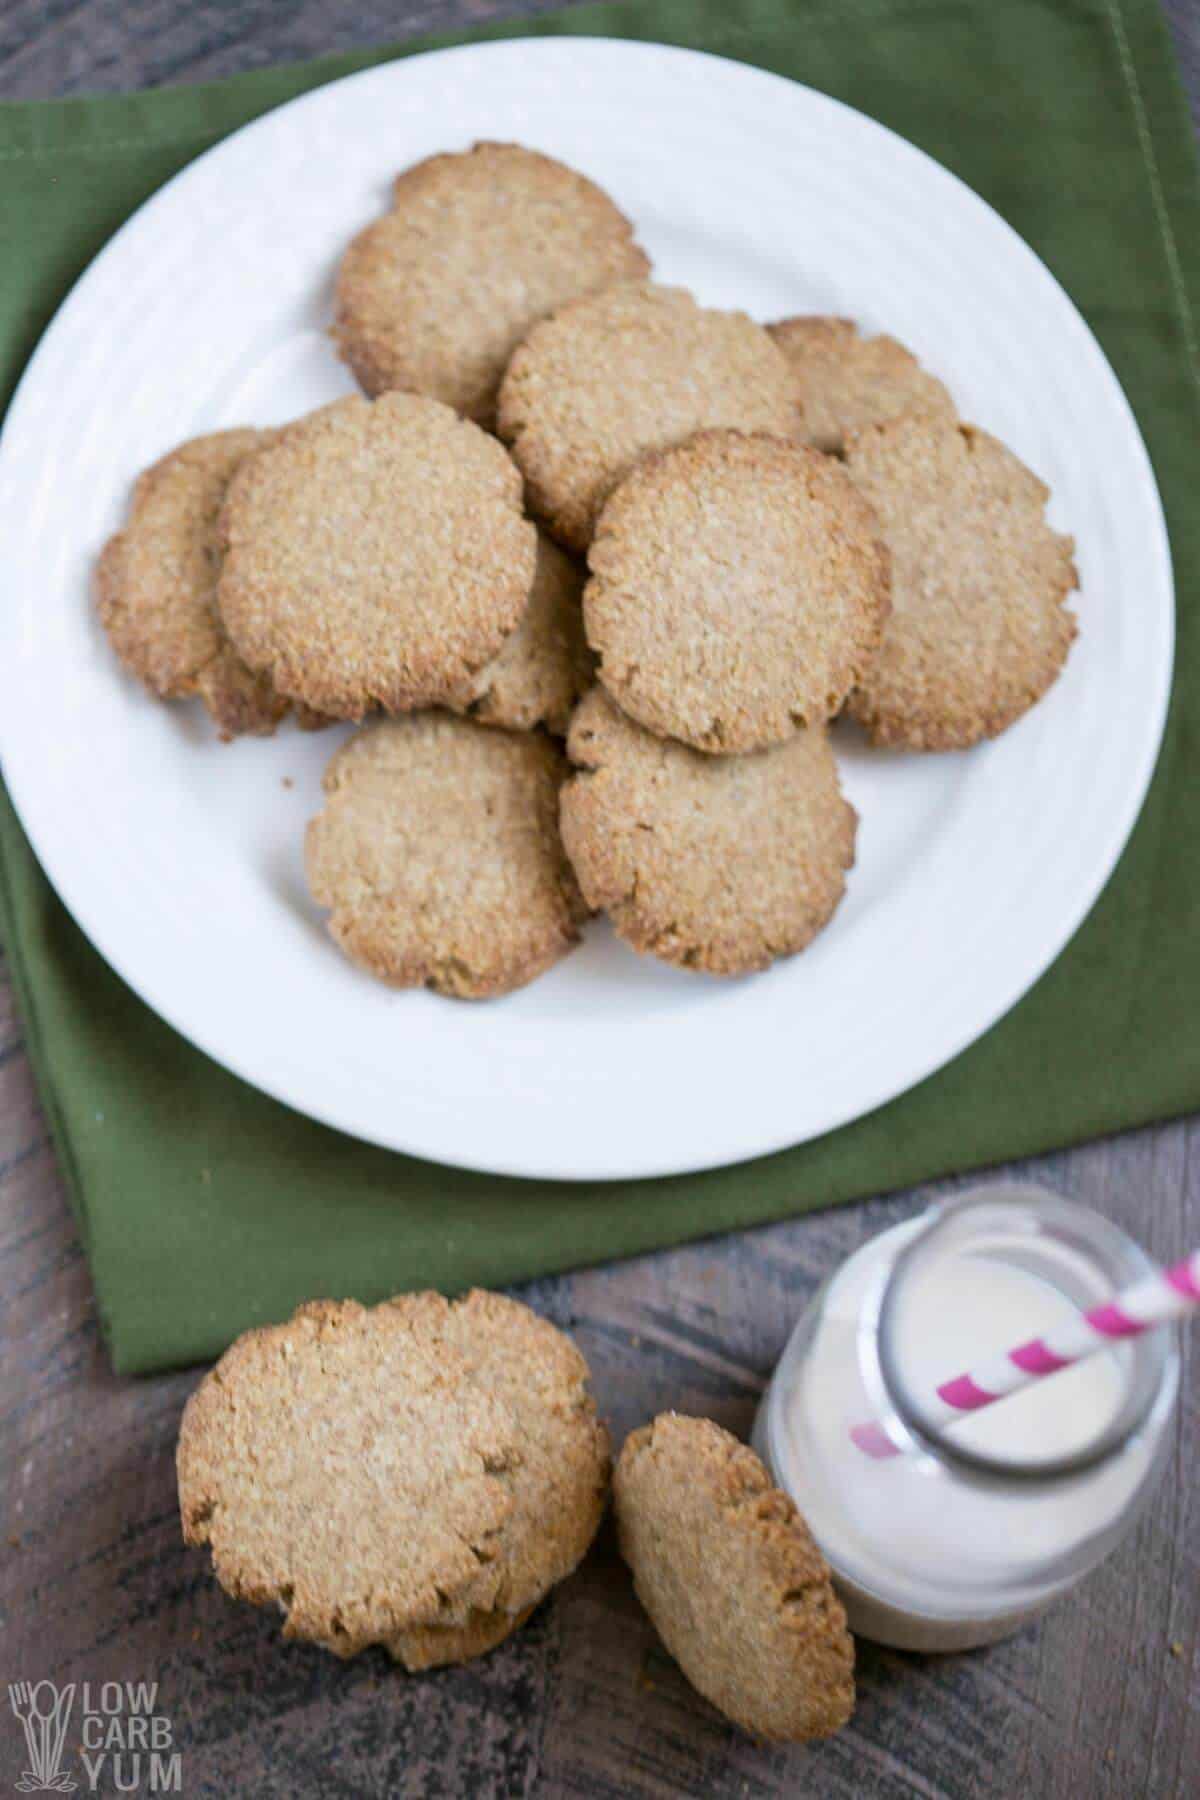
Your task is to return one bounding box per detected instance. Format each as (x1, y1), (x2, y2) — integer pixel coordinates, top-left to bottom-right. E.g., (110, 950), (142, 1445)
(851, 1248), (1200, 1461)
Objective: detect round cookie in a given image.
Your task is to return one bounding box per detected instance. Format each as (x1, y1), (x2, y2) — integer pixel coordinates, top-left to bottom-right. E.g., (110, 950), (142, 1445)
(448, 530), (593, 736)
(769, 316), (955, 454)
(97, 428), (292, 740)
(178, 1290), (610, 1664)
(585, 431), (890, 754)
(305, 713), (587, 998)
(560, 688), (856, 975)
(334, 142), (650, 426)
(844, 415), (1078, 749)
(497, 283), (797, 552)
(614, 1414), (855, 1743)
(218, 393), (535, 720)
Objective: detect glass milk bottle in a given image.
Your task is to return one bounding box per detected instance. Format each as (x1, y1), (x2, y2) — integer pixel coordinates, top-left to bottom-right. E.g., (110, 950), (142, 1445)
(753, 1186), (1180, 1651)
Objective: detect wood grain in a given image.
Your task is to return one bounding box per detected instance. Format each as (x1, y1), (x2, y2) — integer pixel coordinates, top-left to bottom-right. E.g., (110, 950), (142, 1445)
(1, 5), (1198, 1796)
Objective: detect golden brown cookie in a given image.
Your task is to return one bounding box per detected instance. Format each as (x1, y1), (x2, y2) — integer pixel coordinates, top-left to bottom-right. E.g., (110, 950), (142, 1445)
(96, 428), (293, 740)
(769, 315), (955, 453)
(334, 142), (650, 426)
(448, 530), (593, 736)
(560, 689), (855, 975)
(178, 1291), (610, 1665)
(844, 415), (1078, 749)
(217, 393), (535, 720)
(614, 1414), (855, 1743)
(585, 431), (889, 754)
(305, 714), (587, 998)
(497, 283), (797, 552)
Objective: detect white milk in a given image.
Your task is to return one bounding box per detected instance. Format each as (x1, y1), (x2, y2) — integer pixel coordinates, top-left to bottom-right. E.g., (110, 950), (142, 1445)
(753, 1199), (1178, 1651)
(887, 1253), (1126, 1464)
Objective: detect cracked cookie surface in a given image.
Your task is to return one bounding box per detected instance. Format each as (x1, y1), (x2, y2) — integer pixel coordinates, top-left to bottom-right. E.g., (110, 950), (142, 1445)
(585, 431), (889, 754)
(334, 141), (650, 427)
(614, 1413), (855, 1742)
(769, 315), (955, 454)
(178, 1290), (609, 1663)
(844, 414), (1078, 749)
(218, 393), (535, 720)
(305, 713), (587, 998)
(560, 689), (855, 975)
(497, 283), (797, 552)
(96, 427), (294, 739)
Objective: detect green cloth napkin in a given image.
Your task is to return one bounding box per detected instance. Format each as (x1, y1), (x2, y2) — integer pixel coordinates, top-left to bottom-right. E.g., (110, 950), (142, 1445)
(1, 0), (1197, 1376)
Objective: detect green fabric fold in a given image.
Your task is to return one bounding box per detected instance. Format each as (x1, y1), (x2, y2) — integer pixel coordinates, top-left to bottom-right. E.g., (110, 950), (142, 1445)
(1, 0), (1197, 1374)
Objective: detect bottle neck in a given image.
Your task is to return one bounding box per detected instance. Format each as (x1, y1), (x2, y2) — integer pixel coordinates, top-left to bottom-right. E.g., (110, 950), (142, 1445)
(871, 1188), (1174, 1484)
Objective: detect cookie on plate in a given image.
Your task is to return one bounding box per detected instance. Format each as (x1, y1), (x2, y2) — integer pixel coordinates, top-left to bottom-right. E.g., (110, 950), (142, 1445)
(306, 713), (586, 998)
(334, 142), (650, 426)
(769, 316), (955, 454)
(218, 393), (535, 720)
(614, 1414), (855, 1742)
(560, 688), (855, 975)
(844, 414), (1078, 749)
(497, 283), (797, 552)
(97, 428), (293, 740)
(178, 1290), (610, 1669)
(448, 530), (593, 736)
(585, 431), (890, 754)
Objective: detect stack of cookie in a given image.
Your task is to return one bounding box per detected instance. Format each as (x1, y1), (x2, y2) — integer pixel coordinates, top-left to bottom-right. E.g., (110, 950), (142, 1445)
(179, 1290), (857, 1743)
(97, 141), (1078, 1000)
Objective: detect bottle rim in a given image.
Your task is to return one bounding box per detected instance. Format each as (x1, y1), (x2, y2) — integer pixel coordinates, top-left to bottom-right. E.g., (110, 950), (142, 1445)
(874, 1186), (1178, 1482)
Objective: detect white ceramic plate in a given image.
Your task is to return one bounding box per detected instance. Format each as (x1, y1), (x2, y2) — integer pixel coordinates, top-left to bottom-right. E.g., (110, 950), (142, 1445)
(0, 39), (1172, 1181)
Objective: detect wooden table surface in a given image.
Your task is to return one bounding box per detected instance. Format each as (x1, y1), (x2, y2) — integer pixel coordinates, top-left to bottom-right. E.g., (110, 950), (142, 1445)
(2, 4), (1197, 1795)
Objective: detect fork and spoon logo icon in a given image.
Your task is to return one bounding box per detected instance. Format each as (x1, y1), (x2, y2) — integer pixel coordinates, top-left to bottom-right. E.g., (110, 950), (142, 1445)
(6, 1684), (76, 1793)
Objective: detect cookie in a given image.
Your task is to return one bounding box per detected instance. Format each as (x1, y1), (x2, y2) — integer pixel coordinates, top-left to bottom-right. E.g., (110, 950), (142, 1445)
(449, 530), (593, 736)
(614, 1414), (855, 1743)
(560, 689), (855, 975)
(334, 142), (650, 426)
(497, 283), (797, 552)
(585, 431), (890, 753)
(178, 1291), (610, 1665)
(844, 415), (1078, 749)
(305, 713), (587, 998)
(388, 1603), (535, 1675)
(769, 316), (955, 454)
(96, 428), (292, 740)
(218, 393), (535, 720)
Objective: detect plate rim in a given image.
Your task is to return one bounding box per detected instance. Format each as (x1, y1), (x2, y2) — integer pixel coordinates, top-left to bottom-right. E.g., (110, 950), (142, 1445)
(0, 34), (1175, 1182)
